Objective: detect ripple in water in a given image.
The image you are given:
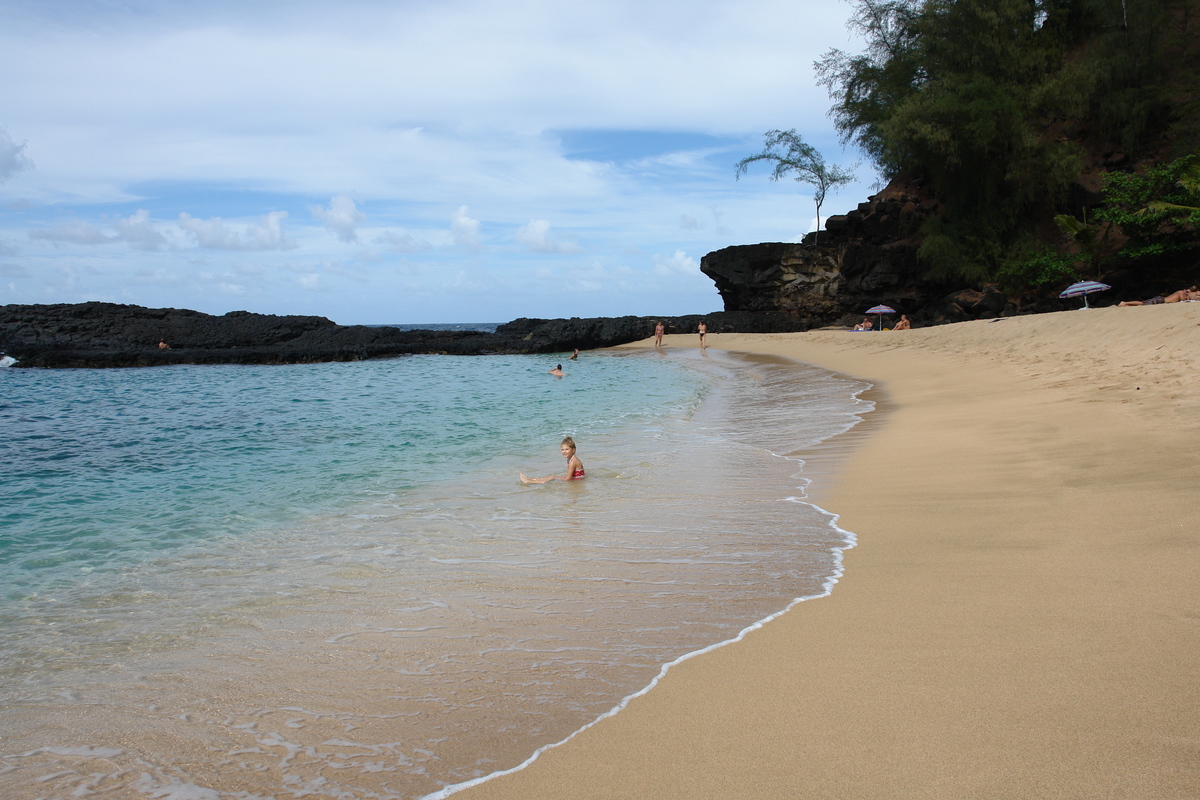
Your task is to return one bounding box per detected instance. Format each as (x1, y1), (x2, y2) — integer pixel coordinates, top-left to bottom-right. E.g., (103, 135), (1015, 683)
(0, 349), (871, 799)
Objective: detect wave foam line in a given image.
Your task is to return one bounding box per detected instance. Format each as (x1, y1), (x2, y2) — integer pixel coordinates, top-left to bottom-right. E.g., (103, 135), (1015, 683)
(419, 499), (857, 800)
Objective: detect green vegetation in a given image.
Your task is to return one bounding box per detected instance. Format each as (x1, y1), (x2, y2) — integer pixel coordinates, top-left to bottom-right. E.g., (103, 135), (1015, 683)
(998, 247), (1079, 292)
(814, 0), (1185, 283)
(1097, 154), (1200, 261)
(735, 129), (857, 244)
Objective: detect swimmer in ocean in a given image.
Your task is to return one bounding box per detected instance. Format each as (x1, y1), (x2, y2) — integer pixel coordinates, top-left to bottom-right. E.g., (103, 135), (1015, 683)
(520, 437), (585, 484)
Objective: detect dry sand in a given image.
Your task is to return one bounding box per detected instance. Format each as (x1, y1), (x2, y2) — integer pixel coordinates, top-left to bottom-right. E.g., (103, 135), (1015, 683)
(457, 304), (1200, 799)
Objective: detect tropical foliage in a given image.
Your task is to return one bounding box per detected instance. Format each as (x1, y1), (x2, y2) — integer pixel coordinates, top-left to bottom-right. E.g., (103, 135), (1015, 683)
(1097, 154), (1200, 261)
(814, 0), (1178, 281)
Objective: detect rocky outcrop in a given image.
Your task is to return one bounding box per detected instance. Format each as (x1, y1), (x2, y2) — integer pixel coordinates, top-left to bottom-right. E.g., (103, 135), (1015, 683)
(704, 186), (934, 327)
(700, 184), (1046, 327)
(0, 303), (805, 368)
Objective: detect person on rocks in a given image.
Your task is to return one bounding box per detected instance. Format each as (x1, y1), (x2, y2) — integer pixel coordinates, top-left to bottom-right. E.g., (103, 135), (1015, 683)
(158, 339), (171, 349)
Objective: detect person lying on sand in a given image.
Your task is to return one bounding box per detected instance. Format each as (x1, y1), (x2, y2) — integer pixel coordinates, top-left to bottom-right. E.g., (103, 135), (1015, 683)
(853, 318), (873, 331)
(520, 437), (585, 484)
(1118, 287), (1199, 306)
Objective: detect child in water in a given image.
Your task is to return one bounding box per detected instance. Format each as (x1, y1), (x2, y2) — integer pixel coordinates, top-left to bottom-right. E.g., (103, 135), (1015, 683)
(520, 437), (585, 484)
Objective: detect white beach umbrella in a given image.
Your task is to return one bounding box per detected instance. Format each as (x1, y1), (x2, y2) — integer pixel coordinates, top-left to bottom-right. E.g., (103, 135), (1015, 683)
(1059, 280), (1111, 308)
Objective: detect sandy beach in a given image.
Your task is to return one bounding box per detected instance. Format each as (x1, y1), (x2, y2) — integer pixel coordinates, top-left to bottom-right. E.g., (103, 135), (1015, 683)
(457, 304), (1200, 799)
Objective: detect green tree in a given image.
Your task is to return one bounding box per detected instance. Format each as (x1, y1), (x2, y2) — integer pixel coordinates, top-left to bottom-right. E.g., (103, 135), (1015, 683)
(1053, 209), (1112, 275)
(1097, 154), (1200, 261)
(814, 0), (1172, 281)
(735, 129), (857, 244)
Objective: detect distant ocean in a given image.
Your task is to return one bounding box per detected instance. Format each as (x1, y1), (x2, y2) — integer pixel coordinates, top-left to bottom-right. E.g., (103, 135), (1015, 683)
(0, 345), (872, 799)
(374, 322), (502, 333)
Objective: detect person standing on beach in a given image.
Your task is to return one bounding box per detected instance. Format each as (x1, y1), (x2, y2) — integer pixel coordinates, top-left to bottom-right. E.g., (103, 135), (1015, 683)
(697, 321), (707, 350)
(654, 321), (664, 348)
(520, 437), (585, 484)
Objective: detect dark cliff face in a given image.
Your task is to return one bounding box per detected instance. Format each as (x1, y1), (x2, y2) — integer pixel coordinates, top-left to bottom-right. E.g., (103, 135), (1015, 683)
(700, 186), (1040, 328)
(704, 188), (930, 327)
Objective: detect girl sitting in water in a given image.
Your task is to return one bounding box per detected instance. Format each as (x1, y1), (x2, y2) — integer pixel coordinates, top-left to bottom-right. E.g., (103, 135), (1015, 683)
(520, 437), (585, 484)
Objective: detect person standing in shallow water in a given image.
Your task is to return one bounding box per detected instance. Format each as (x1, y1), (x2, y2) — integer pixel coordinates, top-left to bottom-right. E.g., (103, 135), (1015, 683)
(520, 437), (585, 484)
(697, 321), (707, 350)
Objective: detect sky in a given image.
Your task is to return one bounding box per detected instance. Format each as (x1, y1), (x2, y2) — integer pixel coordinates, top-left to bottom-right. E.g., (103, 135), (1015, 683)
(0, 0), (872, 325)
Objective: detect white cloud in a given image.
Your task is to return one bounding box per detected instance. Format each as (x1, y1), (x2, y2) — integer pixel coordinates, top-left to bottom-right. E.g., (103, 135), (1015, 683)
(652, 250), (698, 276)
(111, 209), (169, 251)
(177, 211), (297, 250)
(450, 205), (481, 252)
(0, 0), (871, 321)
(709, 204), (731, 236)
(311, 194), (365, 243)
(515, 218), (581, 254)
(375, 230), (431, 253)
(30, 219), (114, 246)
(28, 210), (169, 250)
(0, 129), (33, 183)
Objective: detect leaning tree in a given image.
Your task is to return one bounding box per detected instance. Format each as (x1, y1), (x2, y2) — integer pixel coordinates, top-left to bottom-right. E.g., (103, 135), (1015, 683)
(735, 128), (856, 244)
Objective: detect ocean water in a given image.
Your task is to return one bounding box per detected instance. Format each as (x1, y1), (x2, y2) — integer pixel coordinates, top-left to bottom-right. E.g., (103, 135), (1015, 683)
(0, 347), (872, 799)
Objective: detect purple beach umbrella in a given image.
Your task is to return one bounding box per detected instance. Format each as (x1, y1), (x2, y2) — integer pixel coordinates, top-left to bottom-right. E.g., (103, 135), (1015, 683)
(865, 304), (895, 330)
(1059, 280), (1111, 309)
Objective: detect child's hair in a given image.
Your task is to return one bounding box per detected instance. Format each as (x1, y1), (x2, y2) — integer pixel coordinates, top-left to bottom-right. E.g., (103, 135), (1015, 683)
(561, 436), (576, 450)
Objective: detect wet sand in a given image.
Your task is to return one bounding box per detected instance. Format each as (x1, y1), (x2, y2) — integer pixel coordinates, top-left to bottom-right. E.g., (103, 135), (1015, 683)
(457, 305), (1200, 799)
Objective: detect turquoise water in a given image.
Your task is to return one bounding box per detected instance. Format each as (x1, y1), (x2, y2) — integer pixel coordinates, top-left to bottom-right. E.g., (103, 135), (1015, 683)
(1, 355), (699, 596)
(0, 349), (871, 799)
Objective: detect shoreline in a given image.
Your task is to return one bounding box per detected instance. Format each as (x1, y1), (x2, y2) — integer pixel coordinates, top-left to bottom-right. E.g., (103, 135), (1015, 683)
(456, 305), (1200, 799)
(426, 350), (880, 800)
(0, 348), (877, 800)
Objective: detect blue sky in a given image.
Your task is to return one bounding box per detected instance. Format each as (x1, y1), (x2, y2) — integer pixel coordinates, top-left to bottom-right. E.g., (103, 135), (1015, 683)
(0, 0), (870, 325)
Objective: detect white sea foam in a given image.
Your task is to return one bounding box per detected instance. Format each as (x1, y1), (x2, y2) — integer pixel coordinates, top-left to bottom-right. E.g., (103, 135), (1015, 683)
(420, 500), (859, 800)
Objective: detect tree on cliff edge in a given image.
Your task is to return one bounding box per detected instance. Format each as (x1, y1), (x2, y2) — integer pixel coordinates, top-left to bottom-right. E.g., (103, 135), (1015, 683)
(735, 129), (856, 244)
